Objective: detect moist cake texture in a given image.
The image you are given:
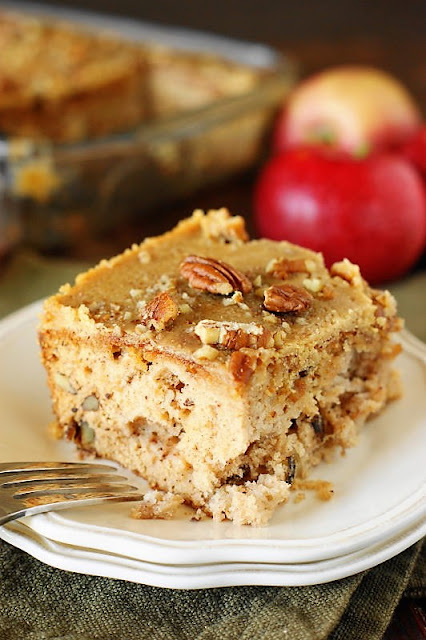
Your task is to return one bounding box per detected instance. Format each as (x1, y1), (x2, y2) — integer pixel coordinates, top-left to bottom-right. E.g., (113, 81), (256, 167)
(39, 209), (402, 525)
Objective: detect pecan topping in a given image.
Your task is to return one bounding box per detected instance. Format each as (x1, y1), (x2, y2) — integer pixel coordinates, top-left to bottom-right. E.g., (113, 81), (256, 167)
(266, 257), (309, 279)
(180, 255), (252, 295)
(141, 291), (179, 330)
(198, 208), (249, 243)
(263, 284), (313, 313)
(195, 320), (273, 350)
(229, 351), (256, 384)
(330, 259), (363, 287)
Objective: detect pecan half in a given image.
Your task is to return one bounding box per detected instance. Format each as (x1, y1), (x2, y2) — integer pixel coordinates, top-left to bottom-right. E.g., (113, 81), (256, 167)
(263, 284), (313, 313)
(195, 320), (273, 350)
(266, 257), (308, 279)
(141, 291), (179, 330)
(229, 351), (256, 384)
(180, 255), (252, 295)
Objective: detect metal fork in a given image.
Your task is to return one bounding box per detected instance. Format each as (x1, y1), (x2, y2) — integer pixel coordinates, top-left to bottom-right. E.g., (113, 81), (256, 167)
(0, 461), (144, 525)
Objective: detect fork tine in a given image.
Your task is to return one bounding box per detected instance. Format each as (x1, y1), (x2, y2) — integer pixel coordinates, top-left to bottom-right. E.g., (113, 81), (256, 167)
(1, 492), (143, 525)
(2, 473), (128, 488)
(6, 478), (133, 493)
(16, 483), (140, 500)
(0, 462), (144, 526)
(0, 462), (114, 474)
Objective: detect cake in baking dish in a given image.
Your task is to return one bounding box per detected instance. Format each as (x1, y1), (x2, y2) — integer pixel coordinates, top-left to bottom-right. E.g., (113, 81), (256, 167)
(0, 11), (260, 143)
(39, 209), (402, 525)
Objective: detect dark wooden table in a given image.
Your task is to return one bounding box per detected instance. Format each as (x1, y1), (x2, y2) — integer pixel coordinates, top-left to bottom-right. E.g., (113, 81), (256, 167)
(27, 2), (426, 637)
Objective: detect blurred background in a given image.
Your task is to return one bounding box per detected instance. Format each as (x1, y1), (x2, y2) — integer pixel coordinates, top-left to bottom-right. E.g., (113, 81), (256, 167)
(37, 0), (426, 103)
(37, 0), (426, 42)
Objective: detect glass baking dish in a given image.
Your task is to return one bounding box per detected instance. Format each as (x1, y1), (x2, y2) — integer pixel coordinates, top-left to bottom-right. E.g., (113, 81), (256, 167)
(0, 4), (296, 253)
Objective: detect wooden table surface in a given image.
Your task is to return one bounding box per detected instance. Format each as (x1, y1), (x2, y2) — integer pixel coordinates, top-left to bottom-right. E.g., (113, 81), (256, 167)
(29, 2), (426, 637)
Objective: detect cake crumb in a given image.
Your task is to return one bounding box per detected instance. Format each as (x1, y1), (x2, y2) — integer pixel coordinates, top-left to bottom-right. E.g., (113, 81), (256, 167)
(293, 479), (334, 501)
(138, 250), (151, 264)
(190, 508), (205, 522)
(130, 490), (184, 520)
(48, 420), (63, 440)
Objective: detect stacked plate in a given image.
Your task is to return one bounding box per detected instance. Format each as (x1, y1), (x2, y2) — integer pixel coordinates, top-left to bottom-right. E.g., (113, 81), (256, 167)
(1, 303), (425, 589)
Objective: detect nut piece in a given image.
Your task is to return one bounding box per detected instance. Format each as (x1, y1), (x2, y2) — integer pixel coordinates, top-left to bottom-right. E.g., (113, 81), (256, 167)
(193, 345), (219, 361)
(263, 284), (313, 313)
(141, 291), (179, 330)
(82, 395), (99, 412)
(266, 257), (308, 279)
(330, 259), (363, 287)
(195, 320), (273, 350)
(53, 372), (77, 395)
(180, 255), (252, 295)
(198, 208), (249, 243)
(229, 352), (256, 383)
(303, 277), (323, 293)
(80, 422), (96, 447)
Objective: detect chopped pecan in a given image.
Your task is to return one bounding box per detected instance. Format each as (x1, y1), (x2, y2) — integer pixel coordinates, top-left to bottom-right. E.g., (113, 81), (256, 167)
(82, 395), (99, 411)
(302, 277), (323, 293)
(180, 255), (252, 295)
(229, 351), (256, 384)
(266, 257), (309, 279)
(263, 284), (313, 313)
(141, 291), (179, 330)
(53, 372), (77, 395)
(195, 320), (273, 350)
(198, 208), (249, 243)
(330, 259), (363, 286)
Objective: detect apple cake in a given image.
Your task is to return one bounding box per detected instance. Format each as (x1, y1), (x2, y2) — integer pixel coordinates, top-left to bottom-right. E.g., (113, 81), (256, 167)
(39, 209), (402, 525)
(0, 11), (260, 143)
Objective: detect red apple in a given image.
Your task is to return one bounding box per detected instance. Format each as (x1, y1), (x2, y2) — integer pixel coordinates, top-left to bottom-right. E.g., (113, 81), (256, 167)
(254, 148), (426, 284)
(401, 124), (426, 177)
(274, 66), (422, 155)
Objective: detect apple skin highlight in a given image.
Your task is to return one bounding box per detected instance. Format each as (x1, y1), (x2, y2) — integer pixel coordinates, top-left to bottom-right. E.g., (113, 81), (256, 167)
(274, 66), (422, 156)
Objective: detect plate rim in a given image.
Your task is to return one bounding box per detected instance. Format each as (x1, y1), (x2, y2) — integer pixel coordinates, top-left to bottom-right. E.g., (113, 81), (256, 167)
(1, 516), (425, 589)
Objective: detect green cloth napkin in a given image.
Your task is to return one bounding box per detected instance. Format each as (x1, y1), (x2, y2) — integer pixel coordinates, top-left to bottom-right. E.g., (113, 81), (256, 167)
(0, 538), (423, 640)
(0, 252), (425, 640)
(0, 252), (91, 319)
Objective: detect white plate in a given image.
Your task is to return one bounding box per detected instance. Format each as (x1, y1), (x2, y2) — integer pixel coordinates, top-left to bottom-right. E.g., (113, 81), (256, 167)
(2, 517), (425, 589)
(0, 302), (425, 568)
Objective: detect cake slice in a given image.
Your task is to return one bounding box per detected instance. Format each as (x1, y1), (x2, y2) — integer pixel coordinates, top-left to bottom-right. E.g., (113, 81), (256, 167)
(39, 209), (402, 525)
